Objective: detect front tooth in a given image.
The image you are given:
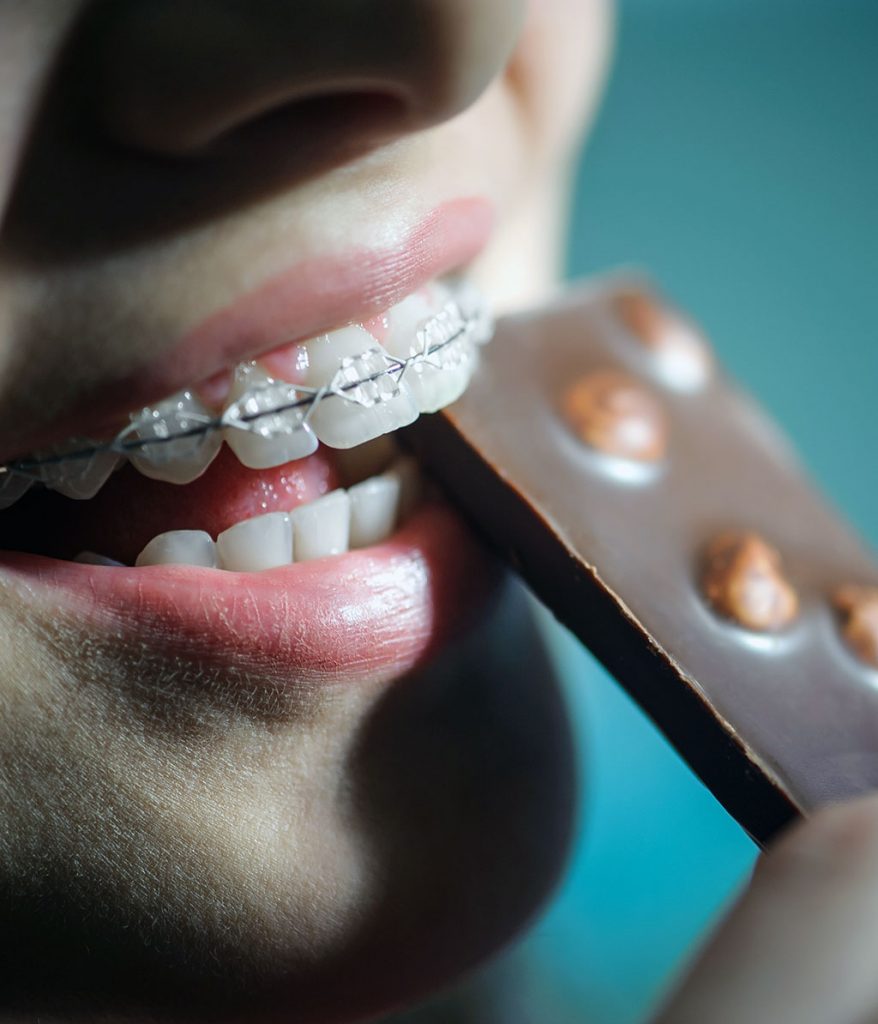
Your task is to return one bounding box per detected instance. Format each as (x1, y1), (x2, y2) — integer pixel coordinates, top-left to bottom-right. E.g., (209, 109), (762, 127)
(385, 301), (477, 414)
(452, 279), (495, 346)
(348, 474), (401, 548)
(74, 551), (125, 567)
(135, 530), (217, 568)
(0, 471), (32, 510)
(291, 489), (350, 561)
(128, 390), (221, 484)
(217, 511), (293, 572)
(222, 363), (319, 469)
(386, 291), (440, 347)
(36, 442), (122, 500)
(302, 326), (418, 449)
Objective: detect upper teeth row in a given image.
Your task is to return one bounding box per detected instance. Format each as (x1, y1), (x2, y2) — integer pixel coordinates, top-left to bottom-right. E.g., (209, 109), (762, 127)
(0, 279), (492, 508)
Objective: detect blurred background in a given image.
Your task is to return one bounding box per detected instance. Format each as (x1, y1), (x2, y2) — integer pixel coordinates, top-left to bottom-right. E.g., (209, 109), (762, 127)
(392, 0), (878, 1020)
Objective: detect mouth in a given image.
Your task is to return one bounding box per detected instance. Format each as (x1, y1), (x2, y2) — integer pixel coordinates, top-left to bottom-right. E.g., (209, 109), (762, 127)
(0, 214), (500, 688)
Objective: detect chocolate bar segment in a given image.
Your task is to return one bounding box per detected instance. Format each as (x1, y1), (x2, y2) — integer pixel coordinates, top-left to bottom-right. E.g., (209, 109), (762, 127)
(403, 278), (878, 847)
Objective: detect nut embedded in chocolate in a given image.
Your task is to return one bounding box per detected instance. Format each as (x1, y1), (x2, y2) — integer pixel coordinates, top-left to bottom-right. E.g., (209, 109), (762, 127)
(701, 531), (799, 632)
(611, 287), (713, 390)
(560, 369), (667, 463)
(832, 585), (878, 668)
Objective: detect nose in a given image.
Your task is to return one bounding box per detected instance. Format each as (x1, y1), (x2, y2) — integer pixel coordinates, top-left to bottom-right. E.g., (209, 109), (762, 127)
(89, 0), (527, 156)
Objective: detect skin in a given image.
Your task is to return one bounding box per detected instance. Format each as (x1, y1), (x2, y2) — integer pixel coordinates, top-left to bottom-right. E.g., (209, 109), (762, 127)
(0, 2), (604, 1021)
(2, 2), (878, 1023)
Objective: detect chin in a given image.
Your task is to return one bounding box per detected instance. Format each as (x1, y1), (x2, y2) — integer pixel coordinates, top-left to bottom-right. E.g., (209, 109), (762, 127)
(0, 574), (575, 1024)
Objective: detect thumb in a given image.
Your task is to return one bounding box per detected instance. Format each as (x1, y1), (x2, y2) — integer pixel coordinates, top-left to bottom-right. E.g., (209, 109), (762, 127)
(653, 793), (878, 1024)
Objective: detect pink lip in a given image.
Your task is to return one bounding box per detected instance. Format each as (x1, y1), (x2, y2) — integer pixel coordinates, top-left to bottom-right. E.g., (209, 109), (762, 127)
(10, 197), (494, 461)
(0, 504), (499, 689)
(168, 197), (494, 396)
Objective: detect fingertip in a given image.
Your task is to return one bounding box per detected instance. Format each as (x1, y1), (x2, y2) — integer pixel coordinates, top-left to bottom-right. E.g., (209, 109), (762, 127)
(760, 791), (878, 883)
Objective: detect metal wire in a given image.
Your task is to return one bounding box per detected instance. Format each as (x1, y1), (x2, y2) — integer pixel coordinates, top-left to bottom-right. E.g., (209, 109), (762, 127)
(1, 298), (489, 481)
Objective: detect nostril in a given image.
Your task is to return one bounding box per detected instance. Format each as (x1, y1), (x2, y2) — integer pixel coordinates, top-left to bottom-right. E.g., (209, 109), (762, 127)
(206, 89), (412, 163)
(4, 0), (527, 259)
(81, 1), (422, 158)
(81, 0), (525, 160)
(105, 84), (413, 159)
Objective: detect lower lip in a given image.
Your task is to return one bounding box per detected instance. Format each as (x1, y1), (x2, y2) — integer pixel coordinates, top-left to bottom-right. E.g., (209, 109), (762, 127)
(0, 503), (499, 687)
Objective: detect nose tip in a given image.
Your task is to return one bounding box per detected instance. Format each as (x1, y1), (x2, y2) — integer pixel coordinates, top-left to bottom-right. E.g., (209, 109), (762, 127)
(90, 0), (527, 157)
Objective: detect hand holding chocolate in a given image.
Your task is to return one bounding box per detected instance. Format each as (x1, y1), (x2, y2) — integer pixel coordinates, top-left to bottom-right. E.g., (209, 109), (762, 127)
(403, 277), (878, 847)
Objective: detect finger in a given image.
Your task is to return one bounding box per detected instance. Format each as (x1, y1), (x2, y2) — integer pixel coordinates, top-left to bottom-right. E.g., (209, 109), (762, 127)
(653, 793), (878, 1024)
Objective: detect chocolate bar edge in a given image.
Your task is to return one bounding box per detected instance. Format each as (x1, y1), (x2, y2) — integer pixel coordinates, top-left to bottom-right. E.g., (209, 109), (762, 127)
(402, 411), (801, 850)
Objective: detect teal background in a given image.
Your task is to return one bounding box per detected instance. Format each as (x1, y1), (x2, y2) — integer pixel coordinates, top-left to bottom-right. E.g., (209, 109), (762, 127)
(394, 1), (878, 1021)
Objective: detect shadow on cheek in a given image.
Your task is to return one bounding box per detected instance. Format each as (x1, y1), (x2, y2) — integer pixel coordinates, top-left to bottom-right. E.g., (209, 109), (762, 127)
(283, 575), (577, 1022)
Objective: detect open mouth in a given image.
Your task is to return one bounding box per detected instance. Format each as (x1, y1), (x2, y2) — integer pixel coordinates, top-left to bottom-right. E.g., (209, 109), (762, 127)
(0, 275), (490, 565)
(0, 272), (498, 686)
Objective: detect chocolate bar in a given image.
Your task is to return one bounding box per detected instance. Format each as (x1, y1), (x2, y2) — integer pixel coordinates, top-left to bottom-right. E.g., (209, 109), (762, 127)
(402, 277), (878, 847)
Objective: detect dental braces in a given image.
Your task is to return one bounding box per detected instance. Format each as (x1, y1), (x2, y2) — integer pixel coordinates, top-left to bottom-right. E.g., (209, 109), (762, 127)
(0, 293), (493, 482)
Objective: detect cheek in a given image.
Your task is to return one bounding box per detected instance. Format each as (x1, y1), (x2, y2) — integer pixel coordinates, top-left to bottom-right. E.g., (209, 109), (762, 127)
(509, 0), (614, 158)
(294, 579), (576, 1021)
(0, 1), (84, 218)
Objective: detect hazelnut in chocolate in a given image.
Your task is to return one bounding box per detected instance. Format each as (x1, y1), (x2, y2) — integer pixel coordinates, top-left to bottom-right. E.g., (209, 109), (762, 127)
(560, 369), (667, 463)
(701, 531), (799, 633)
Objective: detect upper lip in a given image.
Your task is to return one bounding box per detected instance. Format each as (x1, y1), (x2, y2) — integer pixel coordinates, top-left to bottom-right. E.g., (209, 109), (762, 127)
(3, 196), (494, 464)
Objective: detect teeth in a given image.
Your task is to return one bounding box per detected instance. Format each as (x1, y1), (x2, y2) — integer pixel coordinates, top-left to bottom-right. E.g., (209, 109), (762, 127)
(384, 290), (435, 351)
(74, 551), (125, 567)
(36, 442), (122, 500)
(384, 299), (477, 414)
(348, 474), (401, 548)
(6, 279), (491, 487)
(135, 530), (218, 568)
(452, 278), (495, 346)
(290, 489), (350, 562)
(128, 390), (221, 484)
(302, 326), (419, 449)
(217, 511), (293, 572)
(222, 363), (318, 469)
(0, 471), (32, 510)
(108, 456), (424, 572)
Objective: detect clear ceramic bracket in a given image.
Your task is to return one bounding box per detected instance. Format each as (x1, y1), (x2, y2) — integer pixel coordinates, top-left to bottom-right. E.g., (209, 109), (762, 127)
(0, 294), (490, 481)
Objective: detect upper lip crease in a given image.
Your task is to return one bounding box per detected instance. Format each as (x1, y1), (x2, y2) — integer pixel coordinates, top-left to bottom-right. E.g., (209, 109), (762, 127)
(2, 197), (494, 464)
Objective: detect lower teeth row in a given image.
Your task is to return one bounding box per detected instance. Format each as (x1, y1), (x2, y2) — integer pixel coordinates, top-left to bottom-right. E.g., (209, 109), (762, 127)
(75, 457), (421, 572)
